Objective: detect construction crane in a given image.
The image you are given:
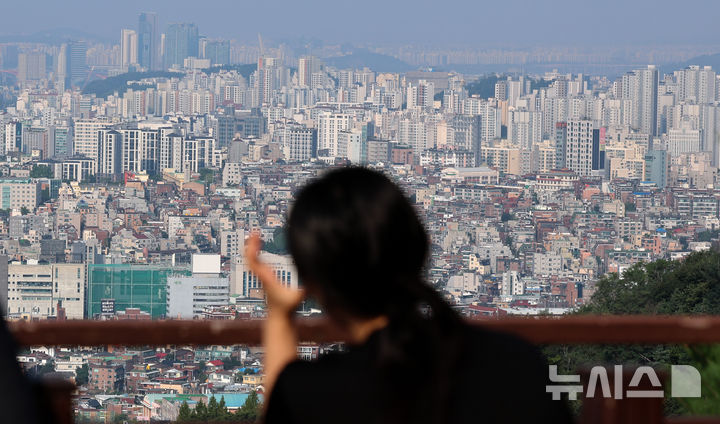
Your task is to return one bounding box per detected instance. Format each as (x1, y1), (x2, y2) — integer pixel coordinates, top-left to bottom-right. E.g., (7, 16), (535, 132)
(81, 65), (98, 91)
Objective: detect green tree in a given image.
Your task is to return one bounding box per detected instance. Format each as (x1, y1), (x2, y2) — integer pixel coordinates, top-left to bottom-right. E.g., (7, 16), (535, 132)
(194, 400), (208, 421)
(624, 202), (637, 212)
(464, 74), (503, 98)
(35, 360), (55, 377)
(177, 400), (192, 422)
(545, 251), (720, 415)
(218, 396), (230, 420)
(75, 364), (89, 385)
(236, 391), (261, 422)
(30, 165), (53, 178)
(112, 413), (129, 423)
(196, 361), (208, 383)
(263, 227), (288, 254)
(207, 396), (220, 419)
(199, 168), (215, 185)
(698, 230), (720, 242)
(20, 206), (29, 215)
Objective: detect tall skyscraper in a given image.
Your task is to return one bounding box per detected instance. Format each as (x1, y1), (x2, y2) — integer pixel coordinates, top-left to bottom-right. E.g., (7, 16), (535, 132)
(630, 65), (659, 136)
(4, 121), (22, 154)
(121, 29), (138, 68)
(67, 41), (87, 82)
(72, 118), (111, 161)
(200, 39), (230, 66)
(138, 12), (159, 70)
(297, 56), (319, 87)
(564, 120), (594, 176)
(98, 130), (123, 176)
(255, 56), (282, 106)
(317, 112), (352, 157)
(591, 128), (605, 172)
(163, 23), (199, 69)
(450, 115), (482, 164)
(17, 52), (46, 82)
(644, 150), (669, 188)
(675, 66), (716, 105)
(56, 44), (68, 90)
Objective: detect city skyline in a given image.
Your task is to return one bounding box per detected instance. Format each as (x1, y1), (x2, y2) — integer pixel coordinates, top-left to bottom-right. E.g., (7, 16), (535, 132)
(4, 2), (720, 421)
(2, 0), (720, 47)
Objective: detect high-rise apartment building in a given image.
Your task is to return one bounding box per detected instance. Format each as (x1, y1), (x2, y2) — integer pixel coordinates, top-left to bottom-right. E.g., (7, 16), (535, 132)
(317, 112), (352, 158)
(121, 29), (139, 68)
(450, 115), (482, 164)
(68, 41), (87, 82)
(72, 118), (111, 161)
(120, 128), (160, 174)
(564, 120), (594, 176)
(98, 129), (122, 176)
(163, 23), (199, 69)
(627, 65), (659, 136)
(297, 56), (319, 87)
(644, 150), (669, 189)
(200, 39), (230, 66)
(138, 12), (159, 70)
(17, 52), (46, 82)
(275, 124), (316, 162)
(5, 121), (22, 154)
(675, 66), (716, 104)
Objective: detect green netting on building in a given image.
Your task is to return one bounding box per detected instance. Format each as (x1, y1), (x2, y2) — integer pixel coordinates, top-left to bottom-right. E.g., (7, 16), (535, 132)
(87, 264), (191, 318)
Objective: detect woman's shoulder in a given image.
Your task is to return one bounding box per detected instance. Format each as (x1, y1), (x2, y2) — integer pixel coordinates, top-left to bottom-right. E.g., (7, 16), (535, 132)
(462, 322), (539, 351)
(279, 347), (369, 382)
(458, 322), (549, 373)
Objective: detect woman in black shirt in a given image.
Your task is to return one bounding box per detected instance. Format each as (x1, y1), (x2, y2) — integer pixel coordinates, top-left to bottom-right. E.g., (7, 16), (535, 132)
(245, 167), (572, 423)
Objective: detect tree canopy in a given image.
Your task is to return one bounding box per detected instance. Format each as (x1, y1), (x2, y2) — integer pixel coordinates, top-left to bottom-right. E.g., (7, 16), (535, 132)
(177, 394), (260, 423)
(545, 250), (720, 415)
(75, 364), (89, 386)
(30, 165), (53, 178)
(82, 71), (183, 98)
(263, 227), (288, 254)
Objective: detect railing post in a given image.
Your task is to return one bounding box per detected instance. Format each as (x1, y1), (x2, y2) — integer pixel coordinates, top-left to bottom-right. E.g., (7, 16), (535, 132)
(579, 368), (665, 424)
(34, 379), (75, 424)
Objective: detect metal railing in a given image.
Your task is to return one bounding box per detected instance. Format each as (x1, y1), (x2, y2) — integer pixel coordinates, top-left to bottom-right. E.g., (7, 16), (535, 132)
(12, 315), (720, 424)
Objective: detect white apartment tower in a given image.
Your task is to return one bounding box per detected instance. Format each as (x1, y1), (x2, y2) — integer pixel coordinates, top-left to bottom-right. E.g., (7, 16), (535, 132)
(675, 66), (716, 104)
(317, 112), (351, 158)
(564, 120), (594, 176)
(73, 118), (111, 161)
(121, 29), (139, 68)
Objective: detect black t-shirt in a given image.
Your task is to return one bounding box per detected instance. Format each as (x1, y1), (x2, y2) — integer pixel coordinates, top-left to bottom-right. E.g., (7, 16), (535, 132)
(265, 324), (573, 423)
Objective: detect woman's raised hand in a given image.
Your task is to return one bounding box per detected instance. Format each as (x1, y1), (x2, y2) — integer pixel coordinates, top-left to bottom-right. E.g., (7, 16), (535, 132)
(245, 232), (305, 315)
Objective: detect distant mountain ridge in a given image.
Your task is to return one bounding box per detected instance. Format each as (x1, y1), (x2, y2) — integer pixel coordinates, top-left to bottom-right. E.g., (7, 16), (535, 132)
(0, 28), (112, 44)
(323, 49), (414, 73)
(660, 53), (720, 75)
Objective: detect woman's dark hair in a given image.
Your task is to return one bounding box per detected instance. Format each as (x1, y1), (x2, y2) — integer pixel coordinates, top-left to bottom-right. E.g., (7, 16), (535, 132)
(287, 167), (462, 423)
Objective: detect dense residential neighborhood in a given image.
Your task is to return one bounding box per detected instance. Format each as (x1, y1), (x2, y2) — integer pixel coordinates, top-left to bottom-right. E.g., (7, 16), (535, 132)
(3, 10), (720, 421)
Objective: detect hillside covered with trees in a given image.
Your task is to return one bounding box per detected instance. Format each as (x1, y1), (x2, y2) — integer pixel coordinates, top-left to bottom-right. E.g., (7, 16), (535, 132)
(545, 250), (720, 415)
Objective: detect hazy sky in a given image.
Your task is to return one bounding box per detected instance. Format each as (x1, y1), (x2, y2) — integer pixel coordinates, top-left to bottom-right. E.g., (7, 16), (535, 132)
(2, 0), (720, 46)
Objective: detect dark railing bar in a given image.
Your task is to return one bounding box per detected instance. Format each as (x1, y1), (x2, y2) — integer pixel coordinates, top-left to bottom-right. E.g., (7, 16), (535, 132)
(10, 315), (720, 347)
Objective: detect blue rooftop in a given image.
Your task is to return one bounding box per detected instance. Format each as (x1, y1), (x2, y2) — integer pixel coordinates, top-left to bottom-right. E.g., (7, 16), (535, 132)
(145, 392), (263, 409)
